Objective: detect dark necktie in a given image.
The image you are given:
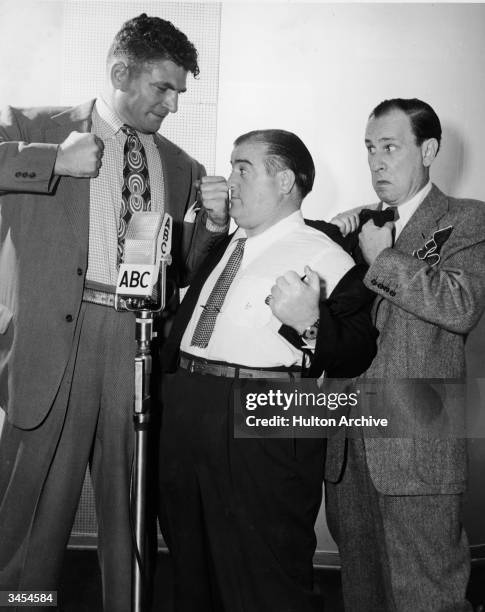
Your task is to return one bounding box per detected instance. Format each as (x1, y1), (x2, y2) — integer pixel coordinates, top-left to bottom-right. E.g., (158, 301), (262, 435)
(190, 238), (247, 348)
(118, 125), (151, 264)
(358, 206), (398, 228)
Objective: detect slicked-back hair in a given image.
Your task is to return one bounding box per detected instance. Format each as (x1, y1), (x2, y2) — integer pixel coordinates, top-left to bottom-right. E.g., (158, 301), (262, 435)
(370, 98), (442, 153)
(107, 13), (199, 76)
(234, 129), (315, 199)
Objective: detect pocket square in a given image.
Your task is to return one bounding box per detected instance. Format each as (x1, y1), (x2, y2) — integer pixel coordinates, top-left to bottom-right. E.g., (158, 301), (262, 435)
(413, 225), (453, 267)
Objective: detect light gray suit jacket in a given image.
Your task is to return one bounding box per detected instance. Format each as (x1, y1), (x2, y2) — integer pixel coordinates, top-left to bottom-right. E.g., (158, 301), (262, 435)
(326, 184), (485, 495)
(0, 101), (224, 430)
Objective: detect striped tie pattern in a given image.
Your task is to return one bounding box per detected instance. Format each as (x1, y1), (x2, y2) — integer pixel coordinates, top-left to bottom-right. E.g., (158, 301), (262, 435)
(118, 125), (151, 263)
(190, 238), (247, 348)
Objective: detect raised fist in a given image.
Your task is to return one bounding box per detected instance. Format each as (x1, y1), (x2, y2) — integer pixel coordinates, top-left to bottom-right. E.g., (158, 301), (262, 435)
(54, 132), (104, 178)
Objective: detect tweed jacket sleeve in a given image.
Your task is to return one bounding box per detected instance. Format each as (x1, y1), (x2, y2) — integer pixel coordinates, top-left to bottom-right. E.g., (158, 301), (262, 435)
(364, 197), (485, 334)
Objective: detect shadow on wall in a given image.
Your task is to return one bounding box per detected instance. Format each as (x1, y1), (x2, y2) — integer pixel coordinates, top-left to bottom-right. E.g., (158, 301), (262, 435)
(434, 122), (466, 197)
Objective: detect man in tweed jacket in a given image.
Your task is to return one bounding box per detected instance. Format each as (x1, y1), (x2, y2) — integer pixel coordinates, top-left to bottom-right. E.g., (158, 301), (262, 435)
(278, 98), (485, 611)
(328, 98), (485, 612)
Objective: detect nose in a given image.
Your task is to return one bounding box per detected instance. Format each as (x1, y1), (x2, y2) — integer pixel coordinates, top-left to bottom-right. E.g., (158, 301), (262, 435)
(163, 90), (179, 114)
(227, 169), (238, 187)
(369, 152), (385, 173)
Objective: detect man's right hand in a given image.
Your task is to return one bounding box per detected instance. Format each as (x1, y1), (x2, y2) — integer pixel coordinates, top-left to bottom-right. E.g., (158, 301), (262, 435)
(54, 132), (104, 178)
(197, 176), (230, 227)
(268, 266), (322, 335)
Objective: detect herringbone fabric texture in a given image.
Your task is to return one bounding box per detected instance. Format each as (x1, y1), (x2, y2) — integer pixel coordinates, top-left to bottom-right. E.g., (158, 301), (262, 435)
(118, 125), (151, 263)
(190, 238), (246, 348)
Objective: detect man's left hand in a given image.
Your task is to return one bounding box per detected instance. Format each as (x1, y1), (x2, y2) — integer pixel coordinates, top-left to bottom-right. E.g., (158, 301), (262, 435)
(359, 219), (394, 265)
(268, 266), (322, 334)
(197, 176), (229, 227)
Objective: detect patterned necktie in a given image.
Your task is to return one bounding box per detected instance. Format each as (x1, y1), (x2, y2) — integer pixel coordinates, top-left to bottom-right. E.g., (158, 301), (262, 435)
(190, 238), (247, 348)
(118, 125), (151, 263)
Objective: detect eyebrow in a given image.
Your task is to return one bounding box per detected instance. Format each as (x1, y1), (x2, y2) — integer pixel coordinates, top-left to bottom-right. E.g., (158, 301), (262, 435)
(365, 137), (399, 144)
(152, 80), (187, 93)
(231, 158), (253, 166)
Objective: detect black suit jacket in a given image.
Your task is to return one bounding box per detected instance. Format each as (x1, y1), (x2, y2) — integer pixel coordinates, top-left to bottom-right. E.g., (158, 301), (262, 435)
(162, 220), (378, 378)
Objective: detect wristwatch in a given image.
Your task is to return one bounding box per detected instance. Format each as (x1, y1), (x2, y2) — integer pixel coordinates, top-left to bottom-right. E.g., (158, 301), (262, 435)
(301, 318), (320, 341)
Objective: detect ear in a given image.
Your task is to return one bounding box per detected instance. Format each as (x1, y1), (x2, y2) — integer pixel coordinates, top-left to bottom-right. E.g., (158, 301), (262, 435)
(421, 138), (438, 168)
(278, 168), (296, 195)
(110, 61), (130, 91)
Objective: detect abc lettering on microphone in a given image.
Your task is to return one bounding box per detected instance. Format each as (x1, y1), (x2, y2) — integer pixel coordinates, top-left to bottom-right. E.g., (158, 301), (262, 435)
(118, 266), (155, 294)
(115, 211), (173, 310)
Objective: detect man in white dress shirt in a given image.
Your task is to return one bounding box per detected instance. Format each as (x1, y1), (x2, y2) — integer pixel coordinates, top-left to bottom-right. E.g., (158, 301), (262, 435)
(157, 129), (378, 612)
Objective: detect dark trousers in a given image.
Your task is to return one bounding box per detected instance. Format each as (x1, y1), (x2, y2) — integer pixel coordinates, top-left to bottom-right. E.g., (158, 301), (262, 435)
(325, 438), (472, 612)
(158, 368), (326, 612)
(0, 302), (142, 612)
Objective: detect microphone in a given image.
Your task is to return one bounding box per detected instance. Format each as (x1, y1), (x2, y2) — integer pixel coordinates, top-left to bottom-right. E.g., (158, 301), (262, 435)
(115, 211), (173, 311)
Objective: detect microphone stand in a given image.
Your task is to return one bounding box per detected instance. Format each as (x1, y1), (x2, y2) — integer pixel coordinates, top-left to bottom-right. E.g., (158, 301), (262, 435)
(132, 307), (154, 612)
(116, 255), (171, 612)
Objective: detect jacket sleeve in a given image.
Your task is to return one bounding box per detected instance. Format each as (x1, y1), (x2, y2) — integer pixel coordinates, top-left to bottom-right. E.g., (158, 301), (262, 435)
(365, 205), (485, 334)
(180, 159), (228, 287)
(310, 264), (378, 377)
(0, 106), (59, 194)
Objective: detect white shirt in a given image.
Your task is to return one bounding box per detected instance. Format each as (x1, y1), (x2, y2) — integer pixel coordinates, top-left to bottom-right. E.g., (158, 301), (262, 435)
(180, 211), (355, 367)
(383, 181), (432, 238)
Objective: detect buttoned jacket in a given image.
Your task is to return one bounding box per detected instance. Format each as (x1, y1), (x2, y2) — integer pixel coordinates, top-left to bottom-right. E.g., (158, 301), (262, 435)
(325, 185), (485, 494)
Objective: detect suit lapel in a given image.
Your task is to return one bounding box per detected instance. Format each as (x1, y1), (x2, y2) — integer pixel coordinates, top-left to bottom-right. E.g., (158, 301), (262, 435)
(371, 185), (449, 318)
(45, 100), (96, 250)
(154, 135), (190, 222)
(394, 184), (449, 255)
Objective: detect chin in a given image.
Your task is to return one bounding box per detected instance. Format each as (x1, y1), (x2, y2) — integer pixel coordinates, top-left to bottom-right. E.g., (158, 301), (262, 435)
(375, 185), (392, 199)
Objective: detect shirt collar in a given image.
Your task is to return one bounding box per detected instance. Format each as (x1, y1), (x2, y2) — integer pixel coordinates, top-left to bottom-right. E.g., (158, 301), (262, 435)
(93, 97), (155, 146)
(232, 210), (305, 244)
(93, 97), (124, 139)
(383, 180), (432, 231)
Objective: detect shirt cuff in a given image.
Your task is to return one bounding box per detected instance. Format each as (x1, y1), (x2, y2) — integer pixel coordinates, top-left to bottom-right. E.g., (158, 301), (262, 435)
(183, 201), (199, 223)
(205, 217), (230, 233)
(302, 338), (316, 350)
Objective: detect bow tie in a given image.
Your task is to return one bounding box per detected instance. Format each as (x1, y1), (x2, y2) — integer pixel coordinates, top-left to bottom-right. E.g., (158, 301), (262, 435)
(358, 206), (398, 229)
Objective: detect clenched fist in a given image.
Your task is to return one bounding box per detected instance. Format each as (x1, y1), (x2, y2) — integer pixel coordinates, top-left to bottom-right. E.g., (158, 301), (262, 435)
(54, 131), (104, 178)
(359, 219), (394, 265)
(268, 266), (323, 335)
(196, 176), (229, 227)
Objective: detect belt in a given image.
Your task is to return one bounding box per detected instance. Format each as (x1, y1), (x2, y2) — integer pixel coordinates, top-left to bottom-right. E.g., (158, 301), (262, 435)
(82, 287), (116, 308)
(179, 354), (301, 379)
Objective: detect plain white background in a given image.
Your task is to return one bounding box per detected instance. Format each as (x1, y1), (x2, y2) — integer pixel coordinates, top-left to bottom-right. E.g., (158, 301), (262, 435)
(1, 0), (485, 555)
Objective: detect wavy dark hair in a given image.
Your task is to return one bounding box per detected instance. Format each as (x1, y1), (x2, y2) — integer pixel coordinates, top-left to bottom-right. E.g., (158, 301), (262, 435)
(370, 98), (442, 153)
(234, 129), (315, 199)
(107, 13), (199, 76)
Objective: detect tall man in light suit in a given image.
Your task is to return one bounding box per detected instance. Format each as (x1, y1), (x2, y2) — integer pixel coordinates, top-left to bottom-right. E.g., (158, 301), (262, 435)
(274, 98), (485, 611)
(0, 14), (227, 611)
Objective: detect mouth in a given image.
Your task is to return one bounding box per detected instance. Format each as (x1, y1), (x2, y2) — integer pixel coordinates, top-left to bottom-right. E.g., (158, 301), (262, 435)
(228, 198), (241, 214)
(150, 111), (167, 121)
(375, 179), (391, 186)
